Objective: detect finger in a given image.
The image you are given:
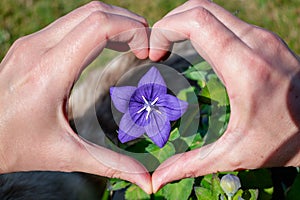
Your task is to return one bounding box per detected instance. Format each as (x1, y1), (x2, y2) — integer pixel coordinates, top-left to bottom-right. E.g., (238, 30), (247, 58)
(152, 140), (231, 193)
(45, 11), (148, 91)
(149, 7), (252, 85)
(67, 133), (152, 194)
(33, 1), (148, 47)
(164, 0), (252, 39)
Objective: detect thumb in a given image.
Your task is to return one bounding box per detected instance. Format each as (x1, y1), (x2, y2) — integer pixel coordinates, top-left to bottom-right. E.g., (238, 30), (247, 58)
(152, 139), (234, 193)
(66, 133), (152, 194)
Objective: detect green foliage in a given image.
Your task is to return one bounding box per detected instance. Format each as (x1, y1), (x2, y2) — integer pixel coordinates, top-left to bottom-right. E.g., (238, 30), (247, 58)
(125, 184), (151, 200)
(145, 142), (176, 163)
(200, 77), (229, 107)
(161, 178), (194, 200)
(197, 174), (224, 199)
(109, 179), (131, 191)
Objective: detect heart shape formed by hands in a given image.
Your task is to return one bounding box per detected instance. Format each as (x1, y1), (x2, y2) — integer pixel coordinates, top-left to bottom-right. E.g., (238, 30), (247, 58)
(1, 0), (300, 196)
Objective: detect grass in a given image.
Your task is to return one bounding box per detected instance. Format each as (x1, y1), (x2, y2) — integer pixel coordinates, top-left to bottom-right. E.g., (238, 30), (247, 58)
(0, 0), (299, 61)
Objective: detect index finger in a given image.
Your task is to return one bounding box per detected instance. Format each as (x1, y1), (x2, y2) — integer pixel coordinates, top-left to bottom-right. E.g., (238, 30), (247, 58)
(149, 7), (252, 86)
(34, 1), (148, 47)
(45, 12), (149, 96)
(164, 0), (251, 39)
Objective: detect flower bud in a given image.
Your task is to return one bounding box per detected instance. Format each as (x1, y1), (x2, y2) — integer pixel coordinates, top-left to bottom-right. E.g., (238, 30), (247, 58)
(220, 174), (241, 197)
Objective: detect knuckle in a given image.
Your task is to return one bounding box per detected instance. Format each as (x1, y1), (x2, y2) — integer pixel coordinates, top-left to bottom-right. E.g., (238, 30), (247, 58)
(188, 7), (213, 28)
(189, 0), (212, 7)
(85, 1), (111, 11)
(246, 53), (272, 82)
(259, 29), (280, 44)
(7, 35), (39, 66)
(138, 16), (148, 26)
(253, 28), (282, 49)
(87, 11), (109, 28)
(11, 36), (31, 53)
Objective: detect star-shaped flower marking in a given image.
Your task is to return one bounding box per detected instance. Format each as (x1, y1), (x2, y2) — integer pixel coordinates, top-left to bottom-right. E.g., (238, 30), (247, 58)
(110, 67), (188, 148)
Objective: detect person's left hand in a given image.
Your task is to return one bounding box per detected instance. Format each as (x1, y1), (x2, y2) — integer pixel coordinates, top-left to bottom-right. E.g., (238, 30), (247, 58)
(0, 2), (152, 194)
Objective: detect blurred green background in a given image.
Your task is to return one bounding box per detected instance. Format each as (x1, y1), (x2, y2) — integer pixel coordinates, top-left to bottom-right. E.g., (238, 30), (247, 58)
(0, 0), (300, 61)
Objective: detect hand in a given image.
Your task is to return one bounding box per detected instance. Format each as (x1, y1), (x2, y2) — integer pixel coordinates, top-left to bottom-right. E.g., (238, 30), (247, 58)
(0, 2), (151, 194)
(149, 0), (300, 192)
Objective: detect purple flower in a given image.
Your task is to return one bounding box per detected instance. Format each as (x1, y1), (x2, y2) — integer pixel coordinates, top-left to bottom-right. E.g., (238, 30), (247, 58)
(110, 67), (188, 148)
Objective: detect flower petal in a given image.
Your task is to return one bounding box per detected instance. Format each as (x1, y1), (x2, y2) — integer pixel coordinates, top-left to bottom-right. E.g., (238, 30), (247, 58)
(128, 100), (150, 127)
(133, 84), (167, 103)
(118, 111), (145, 143)
(157, 94), (188, 121)
(118, 129), (140, 144)
(110, 86), (136, 113)
(144, 110), (171, 148)
(138, 67), (167, 88)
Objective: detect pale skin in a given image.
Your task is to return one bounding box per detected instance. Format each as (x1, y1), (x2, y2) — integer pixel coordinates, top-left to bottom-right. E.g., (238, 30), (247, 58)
(149, 0), (300, 193)
(0, 0), (300, 195)
(0, 1), (152, 194)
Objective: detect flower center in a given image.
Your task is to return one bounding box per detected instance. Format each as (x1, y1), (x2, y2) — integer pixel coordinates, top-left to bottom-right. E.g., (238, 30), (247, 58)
(136, 95), (161, 120)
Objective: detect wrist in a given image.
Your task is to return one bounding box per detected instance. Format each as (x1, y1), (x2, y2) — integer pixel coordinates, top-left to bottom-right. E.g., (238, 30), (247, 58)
(0, 129), (15, 174)
(0, 144), (8, 174)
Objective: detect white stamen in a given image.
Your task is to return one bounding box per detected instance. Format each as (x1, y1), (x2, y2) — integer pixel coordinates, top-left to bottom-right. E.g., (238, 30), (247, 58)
(146, 107), (151, 120)
(136, 96), (161, 120)
(142, 95), (148, 104)
(151, 97), (159, 105)
(155, 110), (162, 114)
(137, 106), (147, 114)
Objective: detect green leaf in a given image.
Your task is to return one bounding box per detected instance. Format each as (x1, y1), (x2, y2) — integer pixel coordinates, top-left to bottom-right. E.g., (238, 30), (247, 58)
(110, 180), (131, 191)
(145, 142), (176, 163)
(248, 189), (259, 200)
(199, 174), (225, 199)
(200, 77), (229, 106)
(152, 188), (164, 199)
(185, 69), (207, 81)
(211, 174), (225, 198)
(125, 184), (150, 200)
(233, 189), (258, 200)
(101, 189), (110, 200)
(181, 132), (203, 150)
(193, 61), (212, 71)
(162, 178), (194, 200)
(201, 174), (214, 189)
(197, 79), (206, 88)
(233, 189), (244, 200)
(169, 128), (180, 141)
(184, 61), (212, 81)
(177, 86), (198, 103)
(194, 187), (214, 200)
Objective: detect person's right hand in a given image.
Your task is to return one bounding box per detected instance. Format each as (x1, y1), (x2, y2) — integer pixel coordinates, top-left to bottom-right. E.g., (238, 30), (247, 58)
(0, 1), (151, 193)
(149, 0), (300, 192)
